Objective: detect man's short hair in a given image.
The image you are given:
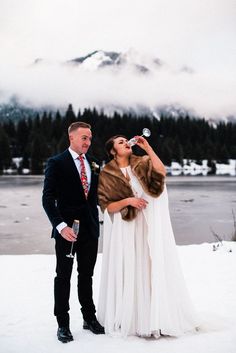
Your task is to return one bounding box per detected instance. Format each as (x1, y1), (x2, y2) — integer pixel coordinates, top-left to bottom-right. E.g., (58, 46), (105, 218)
(68, 121), (91, 135)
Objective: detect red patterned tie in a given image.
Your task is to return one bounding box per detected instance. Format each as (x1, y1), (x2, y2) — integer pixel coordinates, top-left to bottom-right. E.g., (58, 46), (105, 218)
(78, 155), (89, 198)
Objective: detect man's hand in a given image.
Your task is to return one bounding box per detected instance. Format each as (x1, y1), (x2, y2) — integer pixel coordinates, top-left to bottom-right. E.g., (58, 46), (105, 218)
(60, 226), (77, 242)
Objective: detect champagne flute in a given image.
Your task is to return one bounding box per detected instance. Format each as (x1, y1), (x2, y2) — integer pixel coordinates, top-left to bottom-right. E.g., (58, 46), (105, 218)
(127, 128), (151, 147)
(66, 219), (80, 258)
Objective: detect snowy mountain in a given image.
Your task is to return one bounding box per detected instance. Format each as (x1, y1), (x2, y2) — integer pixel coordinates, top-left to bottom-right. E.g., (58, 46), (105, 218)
(1, 49), (235, 122)
(66, 50), (162, 74)
(32, 49), (165, 74)
(27, 49), (197, 118)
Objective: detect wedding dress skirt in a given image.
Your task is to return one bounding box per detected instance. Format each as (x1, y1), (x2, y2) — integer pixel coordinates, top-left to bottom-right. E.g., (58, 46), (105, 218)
(98, 175), (199, 337)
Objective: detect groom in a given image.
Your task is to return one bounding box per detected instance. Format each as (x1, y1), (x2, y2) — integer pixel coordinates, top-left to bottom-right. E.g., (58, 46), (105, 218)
(42, 121), (104, 343)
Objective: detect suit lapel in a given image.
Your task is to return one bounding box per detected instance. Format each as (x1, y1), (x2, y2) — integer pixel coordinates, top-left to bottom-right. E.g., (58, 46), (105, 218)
(62, 150), (97, 200)
(62, 150), (85, 196)
(86, 154), (95, 198)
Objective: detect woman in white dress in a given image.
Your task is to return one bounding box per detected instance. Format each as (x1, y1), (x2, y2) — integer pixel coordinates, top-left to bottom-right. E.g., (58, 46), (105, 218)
(97, 134), (198, 338)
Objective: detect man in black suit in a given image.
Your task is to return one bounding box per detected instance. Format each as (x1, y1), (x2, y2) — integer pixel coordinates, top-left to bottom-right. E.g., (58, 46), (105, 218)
(42, 121), (104, 343)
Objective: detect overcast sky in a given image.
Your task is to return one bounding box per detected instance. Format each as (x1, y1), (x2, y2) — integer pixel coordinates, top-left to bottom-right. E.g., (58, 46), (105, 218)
(0, 0), (236, 118)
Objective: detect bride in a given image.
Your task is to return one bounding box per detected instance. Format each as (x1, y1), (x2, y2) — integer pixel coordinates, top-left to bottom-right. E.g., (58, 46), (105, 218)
(97, 134), (198, 338)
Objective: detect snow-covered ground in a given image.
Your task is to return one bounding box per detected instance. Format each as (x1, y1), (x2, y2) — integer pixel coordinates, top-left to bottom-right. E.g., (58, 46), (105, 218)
(0, 242), (236, 353)
(166, 160), (236, 176)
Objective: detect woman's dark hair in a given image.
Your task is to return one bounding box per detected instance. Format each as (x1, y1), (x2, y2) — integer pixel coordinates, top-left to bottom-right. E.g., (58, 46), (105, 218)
(105, 135), (128, 160)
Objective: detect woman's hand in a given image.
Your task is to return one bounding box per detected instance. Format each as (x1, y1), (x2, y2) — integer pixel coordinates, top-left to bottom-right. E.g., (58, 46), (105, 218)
(128, 197), (148, 210)
(134, 135), (166, 176)
(107, 196), (148, 214)
(134, 136), (152, 153)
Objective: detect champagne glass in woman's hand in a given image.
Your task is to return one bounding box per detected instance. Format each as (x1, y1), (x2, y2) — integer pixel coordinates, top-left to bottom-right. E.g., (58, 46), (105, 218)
(128, 128), (151, 147)
(66, 220), (80, 258)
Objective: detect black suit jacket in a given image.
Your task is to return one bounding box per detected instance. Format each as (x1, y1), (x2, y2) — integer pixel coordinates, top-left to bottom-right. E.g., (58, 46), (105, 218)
(42, 149), (100, 239)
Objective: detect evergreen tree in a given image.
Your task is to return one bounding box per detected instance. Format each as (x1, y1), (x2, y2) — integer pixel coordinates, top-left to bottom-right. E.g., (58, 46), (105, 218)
(18, 151), (30, 174)
(205, 138), (216, 161)
(30, 133), (47, 174)
(16, 119), (29, 155)
(2, 105), (236, 173)
(216, 144), (229, 163)
(41, 111), (52, 140)
(194, 144), (205, 164)
(52, 111), (63, 141)
(158, 138), (172, 166)
(3, 119), (16, 139)
(57, 133), (69, 153)
(182, 139), (193, 160)
(0, 127), (11, 172)
(172, 137), (184, 164)
(64, 104), (76, 129)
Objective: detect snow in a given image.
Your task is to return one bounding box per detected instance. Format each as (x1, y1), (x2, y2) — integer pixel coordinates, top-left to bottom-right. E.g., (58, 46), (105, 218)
(216, 160), (236, 176)
(1, 242), (236, 353)
(81, 51), (112, 71)
(166, 160), (236, 176)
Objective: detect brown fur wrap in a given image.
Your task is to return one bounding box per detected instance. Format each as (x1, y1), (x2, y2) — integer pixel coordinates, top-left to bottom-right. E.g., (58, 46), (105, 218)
(98, 154), (165, 221)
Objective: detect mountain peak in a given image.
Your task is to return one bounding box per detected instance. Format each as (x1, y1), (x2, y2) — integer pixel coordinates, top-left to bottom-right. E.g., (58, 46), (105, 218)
(67, 49), (154, 74)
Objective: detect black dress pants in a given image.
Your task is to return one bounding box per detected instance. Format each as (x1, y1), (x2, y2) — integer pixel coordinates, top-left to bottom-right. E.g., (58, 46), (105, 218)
(54, 233), (98, 327)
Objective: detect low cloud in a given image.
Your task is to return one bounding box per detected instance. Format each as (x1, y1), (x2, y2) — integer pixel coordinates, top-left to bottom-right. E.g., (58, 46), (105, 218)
(0, 57), (235, 120)
(0, 0), (235, 120)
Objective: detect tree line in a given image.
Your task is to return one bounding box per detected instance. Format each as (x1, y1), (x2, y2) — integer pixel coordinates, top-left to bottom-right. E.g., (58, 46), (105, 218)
(0, 104), (236, 174)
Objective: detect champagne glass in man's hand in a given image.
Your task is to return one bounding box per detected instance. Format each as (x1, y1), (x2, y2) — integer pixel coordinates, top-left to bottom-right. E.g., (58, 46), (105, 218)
(66, 220), (80, 258)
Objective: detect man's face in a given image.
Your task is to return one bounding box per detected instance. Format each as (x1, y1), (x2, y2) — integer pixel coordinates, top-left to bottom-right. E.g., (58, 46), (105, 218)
(69, 127), (92, 155)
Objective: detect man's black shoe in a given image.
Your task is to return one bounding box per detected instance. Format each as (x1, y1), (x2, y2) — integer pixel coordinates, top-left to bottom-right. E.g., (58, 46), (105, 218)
(83, 318), (105, 334)
(57, 327), (74, 343)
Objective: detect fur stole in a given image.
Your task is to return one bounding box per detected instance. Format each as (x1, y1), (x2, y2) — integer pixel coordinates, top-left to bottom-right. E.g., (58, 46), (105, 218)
(98, 154), (165, 221)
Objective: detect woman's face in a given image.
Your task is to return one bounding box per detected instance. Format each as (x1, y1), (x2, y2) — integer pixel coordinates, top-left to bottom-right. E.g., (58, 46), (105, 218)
(112, 137), (132, 158)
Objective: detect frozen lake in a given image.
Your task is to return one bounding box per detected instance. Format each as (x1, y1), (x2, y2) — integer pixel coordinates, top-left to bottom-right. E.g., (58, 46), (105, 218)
(0, 175), (235, 254)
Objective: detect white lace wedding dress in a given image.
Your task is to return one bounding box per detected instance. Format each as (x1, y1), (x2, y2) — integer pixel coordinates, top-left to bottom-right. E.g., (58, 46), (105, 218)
(98, 166), (199, 337)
